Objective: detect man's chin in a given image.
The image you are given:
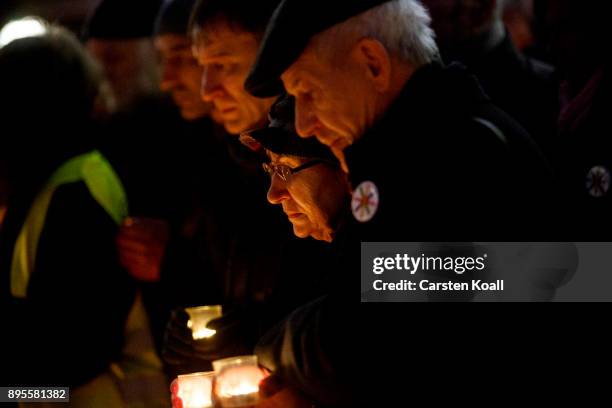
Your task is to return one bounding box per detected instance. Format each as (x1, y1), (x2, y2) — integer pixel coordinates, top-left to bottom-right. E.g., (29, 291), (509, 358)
(180, 108), (207, 122)
(292, 225), (311, 240)
(223, 120), (248, 136)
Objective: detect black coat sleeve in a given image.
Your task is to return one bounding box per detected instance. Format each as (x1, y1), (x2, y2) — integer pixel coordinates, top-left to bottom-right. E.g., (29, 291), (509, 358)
(255, 295), (360, 407)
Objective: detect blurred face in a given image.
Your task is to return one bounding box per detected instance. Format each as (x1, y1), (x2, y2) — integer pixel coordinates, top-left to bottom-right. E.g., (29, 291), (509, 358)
(281, 43), (376, 153)
(155, 34), (212, 121)
(422, 0), (496, 48)
(266, 153), (348, 242)
(87, 38), (159, 109)
(194, 23), (275, 134)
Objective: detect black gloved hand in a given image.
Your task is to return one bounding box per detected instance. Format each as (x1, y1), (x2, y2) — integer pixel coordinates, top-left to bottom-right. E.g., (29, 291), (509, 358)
(162, 307), (261, 375)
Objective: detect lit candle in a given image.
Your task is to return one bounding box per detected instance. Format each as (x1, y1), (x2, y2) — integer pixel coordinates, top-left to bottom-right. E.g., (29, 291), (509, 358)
(213, 356), (267, 408)
(176, 371), (215, 408)
(185, 305), (222, 340)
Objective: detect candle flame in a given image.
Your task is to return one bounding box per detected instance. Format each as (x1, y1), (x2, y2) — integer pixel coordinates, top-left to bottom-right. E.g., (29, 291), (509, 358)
(217, 381), (259, 398)
(192, 327), (217, 340)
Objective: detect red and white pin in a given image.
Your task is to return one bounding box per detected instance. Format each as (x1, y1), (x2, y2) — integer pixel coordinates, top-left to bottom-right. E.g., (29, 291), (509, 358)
(351, 181), (379, 223)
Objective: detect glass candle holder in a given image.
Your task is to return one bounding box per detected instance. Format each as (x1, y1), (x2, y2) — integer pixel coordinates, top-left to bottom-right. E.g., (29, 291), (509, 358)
(176, 371), (215, 408)
(185, 305), (222, 340)
(212, 355), (266, 408)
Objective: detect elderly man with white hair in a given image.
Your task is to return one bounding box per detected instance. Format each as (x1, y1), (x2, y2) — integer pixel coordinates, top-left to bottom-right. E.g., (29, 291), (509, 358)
(245, 1), (559, 406)
(246, 0), (555, 244)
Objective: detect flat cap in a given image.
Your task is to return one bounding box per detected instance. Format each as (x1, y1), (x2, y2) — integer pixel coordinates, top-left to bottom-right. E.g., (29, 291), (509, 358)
(240, 94), (338, 162)
(245, 0), (392, 97)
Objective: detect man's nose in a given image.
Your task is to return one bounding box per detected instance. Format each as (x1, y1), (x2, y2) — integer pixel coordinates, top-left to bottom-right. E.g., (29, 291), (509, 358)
(294, 99), (318, 138)
(200, 67), (223, 102)
(267, 175), (290, 204)
(160, 64), (178, 92)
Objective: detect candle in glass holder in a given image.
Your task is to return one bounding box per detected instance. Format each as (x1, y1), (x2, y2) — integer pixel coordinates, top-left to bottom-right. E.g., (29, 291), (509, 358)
(185, 305), (222, 340)
(176, 371), (215, 408)
(212, 355), (266, 407)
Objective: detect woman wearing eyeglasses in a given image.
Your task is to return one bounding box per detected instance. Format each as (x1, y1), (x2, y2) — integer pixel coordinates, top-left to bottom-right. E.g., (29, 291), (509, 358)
(237, 94), (357, 407)
(240, 94), (351, 243)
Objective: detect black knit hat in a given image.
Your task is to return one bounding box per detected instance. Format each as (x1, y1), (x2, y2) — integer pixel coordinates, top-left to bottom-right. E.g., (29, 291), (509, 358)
(240, 94), (338, 163)
(83, 0), (163, 40)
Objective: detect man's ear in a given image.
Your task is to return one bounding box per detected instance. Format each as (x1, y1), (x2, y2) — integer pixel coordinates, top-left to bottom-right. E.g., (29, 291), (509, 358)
(352, 38), (392, 92)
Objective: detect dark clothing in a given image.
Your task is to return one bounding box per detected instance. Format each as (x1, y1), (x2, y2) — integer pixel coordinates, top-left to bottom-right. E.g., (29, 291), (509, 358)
(446, 33), (559, 156)
(99, 96), (189, 220)
(255, 223), (358, 408)
(255, 62), (557, 406)
(1, 181), (135, 387)
(345, 62), (555, 241)
(161, 127), (338, 378)
(140, 118), (236, 352)
(98, 97), (223, 355)
(554, 65), (612, 239)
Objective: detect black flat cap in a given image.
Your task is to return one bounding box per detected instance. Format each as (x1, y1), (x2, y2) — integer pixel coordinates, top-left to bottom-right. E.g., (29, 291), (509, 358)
(240, 94), (338, 162)
(245, 0), (392, 97)
(83, 0), (163, 40)
(155, 0), (196, 36)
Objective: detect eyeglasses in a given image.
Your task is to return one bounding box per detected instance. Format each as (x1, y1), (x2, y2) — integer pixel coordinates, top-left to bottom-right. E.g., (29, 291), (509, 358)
(262, 160), (327, 182)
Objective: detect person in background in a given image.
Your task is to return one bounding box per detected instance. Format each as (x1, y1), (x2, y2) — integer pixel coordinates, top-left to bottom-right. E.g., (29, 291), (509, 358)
(502, 0), (535, 52)
(84, 0), (161, 112)
(544, 0), (612, 238)
(160, 0), (283, 378)
(0, 24), (168, 407)
(115, 0), (237, 377)
(82, 1), (212, 373)
(82, 0), (185, 220)
(163, 0), (338, 392)
(421, 0), (559, 154)
(155, 0), (214, 122)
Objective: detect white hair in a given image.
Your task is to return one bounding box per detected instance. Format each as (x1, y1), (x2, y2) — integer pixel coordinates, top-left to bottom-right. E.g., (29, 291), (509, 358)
(314, 0), (440, 67)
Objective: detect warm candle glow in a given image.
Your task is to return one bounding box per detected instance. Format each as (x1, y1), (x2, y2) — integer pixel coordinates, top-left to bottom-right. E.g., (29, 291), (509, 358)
(187, 320), (217, 340)
(177, 372), (215, 408)
(216, 377), (260, 398)
(213, 356), (267, 407)
(185, 305), (222, 340)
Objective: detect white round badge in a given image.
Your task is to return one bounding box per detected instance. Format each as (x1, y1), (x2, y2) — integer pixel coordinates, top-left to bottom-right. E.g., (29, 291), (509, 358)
(351, 181), (379, 223)
(586, 166), (611, 198)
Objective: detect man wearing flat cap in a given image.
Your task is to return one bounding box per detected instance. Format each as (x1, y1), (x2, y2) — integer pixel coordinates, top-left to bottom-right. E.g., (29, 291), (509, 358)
(242, 0), (561, 404)
(246, 0), (556, 243)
